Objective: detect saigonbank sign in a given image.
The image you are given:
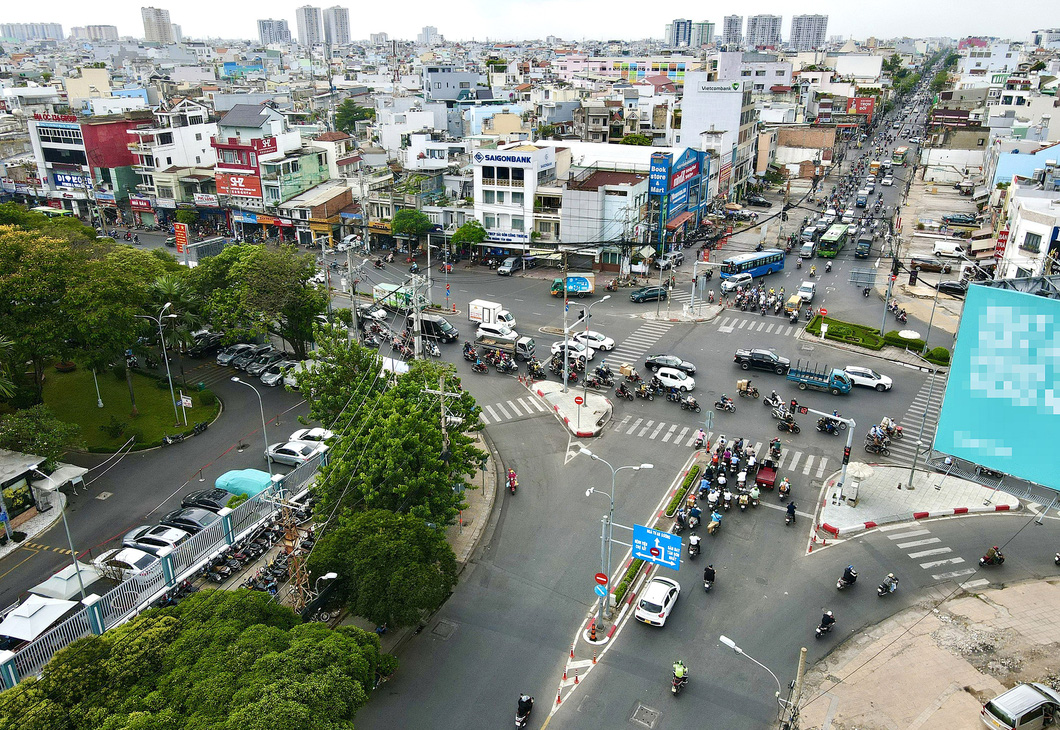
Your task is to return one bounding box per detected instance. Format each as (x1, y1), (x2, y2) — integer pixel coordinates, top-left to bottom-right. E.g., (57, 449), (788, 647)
(473, 148), (555, 169)
(475, 152), (532, 164)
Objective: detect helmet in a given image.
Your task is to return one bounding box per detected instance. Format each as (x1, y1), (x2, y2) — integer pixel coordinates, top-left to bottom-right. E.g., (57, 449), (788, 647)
(707, 564), (713, 569)
(887, 573), (895, 579)
(520, 694), (531, 702)
(847, 565), (854, 571)
(825, 610), (833, 617)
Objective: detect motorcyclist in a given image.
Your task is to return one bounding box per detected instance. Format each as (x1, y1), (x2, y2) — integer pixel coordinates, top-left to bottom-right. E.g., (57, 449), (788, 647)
(786, 501), (797, 521)
(703, 564), (716, 584)
(674, 508), (687, 530)
(708, 509), (723, 534)
(842, 565), (858, 585)
(797, 256), (803, 268)
(508, 468), (517, 486)
(688, 532), (701, 554)
(810, 264), (817, 277)
(749, 484), (760, 504)
(673, 660), (688, 685)
(770, 437), (781, 456)
(696, 428), (707, 446)
(820, 610), (835, 630)
(518, 694), (534, 716)
(882, 573), (898, 592)
(985, 545), (1003, 563)
(778, 477), (791, 496)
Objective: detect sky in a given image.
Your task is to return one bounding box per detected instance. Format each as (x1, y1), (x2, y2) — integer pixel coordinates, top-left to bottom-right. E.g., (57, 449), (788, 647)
(2, 0), (1052, 44)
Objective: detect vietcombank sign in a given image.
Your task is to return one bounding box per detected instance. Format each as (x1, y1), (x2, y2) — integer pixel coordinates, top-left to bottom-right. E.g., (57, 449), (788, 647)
(697, 81), (742, 93)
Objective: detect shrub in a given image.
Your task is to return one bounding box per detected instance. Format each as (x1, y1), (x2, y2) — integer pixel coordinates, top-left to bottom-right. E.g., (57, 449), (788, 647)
(226, 493), (249, 509)
(11, 531), (26, 543)
(155, 377), (171, 389)
(111, 363), (127, 381)
(665, 464), (701, 516)
(925, 346), (951, 365)
(333, 307), (353, 326)
(884, 330), (926, 352)
(199, 389), (216, 406)
(614, 558), (645, 603)
(99, 415), (127, 439)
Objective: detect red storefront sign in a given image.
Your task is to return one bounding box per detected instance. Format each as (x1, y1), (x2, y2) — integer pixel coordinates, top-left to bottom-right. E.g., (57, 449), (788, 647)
(251, 137), (277, 154)
(33, 112), (78, 123)
(173, 222), (189, 254)
(846, 97), (876, 122)
(995, 229), (1009, 259)
(670, 162), (699, 189)
(216, 173), (262, 197)
(129, 196), (153, 211)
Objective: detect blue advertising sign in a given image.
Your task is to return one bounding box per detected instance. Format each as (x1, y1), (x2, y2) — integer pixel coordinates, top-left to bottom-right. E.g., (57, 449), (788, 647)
(53, 172), (88, 188)
(564, 275), (593, 293)
(667, 185), (689, 218)
(649, 153), (671, 196)
(632, 524), (681, 570)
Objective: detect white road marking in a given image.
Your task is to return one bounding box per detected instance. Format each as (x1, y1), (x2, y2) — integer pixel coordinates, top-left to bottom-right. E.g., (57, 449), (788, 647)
(788, 452), (802, 473)
(626, 418), (643, 435)
(802, 455), (815, 475)
(506, 400), (523, 416)
(485, 405), (500, 422)
(896, 537), (941, 549)
(661, 424), (678, 443)
(495, 402), (512, 420)
(932, 568), (976, 580)
(648, 422), (665, 440)
(919, 557), (965, 569)
(638, 420), (655, 438)
(908, 547), (952, 559)
(886, 528), (931, 539)
(959, 578), (990, 589)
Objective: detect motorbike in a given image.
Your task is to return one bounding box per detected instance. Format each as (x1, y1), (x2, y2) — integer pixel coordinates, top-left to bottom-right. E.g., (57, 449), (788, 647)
(796, 260), (802, 269)
(680, 396), (701, 413)
(789, 309), (800, 324)
(896, 311), (908, 324)
(777, 419), (801, 434)
(516, 697), (534, 728)
(1055, 552), (1060, 566)
(817, 418), (841, 436)
(463, 348), (477, 362)
(877, 575), (899, 597)
(635, 383), (655, 400)
(694, 434), (706, 449)
(738, 491), (750, 512)
(736, 383), (760, 399)
(527, 360), (546, 380)
(979, 549), (1005, 567)
(714, 398), (736, 413)
(471, 362), (489, 374)
(496, 358), (517, 374)
(507, 470), (518, 495)
(615, 382), (635, 401)
(764, 393), (783, 409)
(605, 279), (618, 292)
(837, 569), (858, 590)
(666, 389), (681, 403)
(883, 423), (904, 439)
(864, 440), (890, 455)
(785, 504), (797, 525)
(805, 307), (814, 321)
(688, 538), (700, 559)
(862, 287), (871, 298)
(671, 671), (688, 696)
(825, 261), (832, 273)
(161, 433), (185, 446)
(409, 263), (419, 273)
(815, 619), (835, 639)
(808, 268), (816, 278)
(423, 341), (442, 358)
(192, 421), (209, 435)
(722, 488), (733, 512)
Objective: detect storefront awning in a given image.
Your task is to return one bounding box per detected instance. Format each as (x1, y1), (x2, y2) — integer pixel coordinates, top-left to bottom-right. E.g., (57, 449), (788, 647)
(666, 211), (695, 230)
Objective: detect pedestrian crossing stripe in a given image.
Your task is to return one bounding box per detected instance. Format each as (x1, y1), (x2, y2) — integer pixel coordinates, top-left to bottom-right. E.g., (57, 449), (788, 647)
(603, 322), (675, 368)
(478, 395), (549, 425)
(20, 542), (73, 555)
(717, 316), (799, 337)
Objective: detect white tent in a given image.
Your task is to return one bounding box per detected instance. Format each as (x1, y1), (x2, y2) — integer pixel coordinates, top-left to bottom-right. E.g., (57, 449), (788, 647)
(0, 595), (77, 641)
(29, 562), (100, 601)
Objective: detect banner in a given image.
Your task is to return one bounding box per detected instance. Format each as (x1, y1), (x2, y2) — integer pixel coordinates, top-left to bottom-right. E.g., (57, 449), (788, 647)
(129, 195), (153, 211)
(173, 222), (189, 253)
(216, 173), (262, 198)
(193, 193), (219, 207)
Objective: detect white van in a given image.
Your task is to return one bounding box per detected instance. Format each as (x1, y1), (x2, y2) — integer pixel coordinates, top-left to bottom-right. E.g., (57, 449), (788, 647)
(933, 240), (966, 258)
(981, 682), (1060, 730)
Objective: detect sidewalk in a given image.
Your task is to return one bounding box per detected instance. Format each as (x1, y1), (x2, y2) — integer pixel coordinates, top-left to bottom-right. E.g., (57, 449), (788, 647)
(814, 464), (1020, 540)
(799, 578), (1060, 730)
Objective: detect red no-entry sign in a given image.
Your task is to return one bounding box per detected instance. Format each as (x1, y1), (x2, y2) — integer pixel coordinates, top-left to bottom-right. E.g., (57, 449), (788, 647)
(595, 572), (608, 585)
(819, 307), (828, 317)
(574, 396), (584, 405)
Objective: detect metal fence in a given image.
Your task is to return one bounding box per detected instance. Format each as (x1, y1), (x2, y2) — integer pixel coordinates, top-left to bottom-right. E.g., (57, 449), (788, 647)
(6, 455), (323, 686)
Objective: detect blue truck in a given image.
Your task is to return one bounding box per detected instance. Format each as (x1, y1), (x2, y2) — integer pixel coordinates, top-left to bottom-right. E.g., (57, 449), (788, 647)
(786, 362), (853, 395)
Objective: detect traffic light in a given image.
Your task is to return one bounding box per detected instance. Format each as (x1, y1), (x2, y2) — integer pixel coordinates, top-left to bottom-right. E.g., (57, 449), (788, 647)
(790, 398), (798, 413)
(891, 258), (901, 276)
(843, 446), (851, 465)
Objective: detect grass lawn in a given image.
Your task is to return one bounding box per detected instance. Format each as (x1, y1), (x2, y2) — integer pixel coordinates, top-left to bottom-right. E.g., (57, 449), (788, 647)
(42, 365), (220, 451)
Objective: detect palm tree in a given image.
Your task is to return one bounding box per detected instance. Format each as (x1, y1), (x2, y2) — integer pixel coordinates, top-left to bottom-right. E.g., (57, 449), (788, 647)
(0, 335), (15, 399)
(147, 275), (203, 386)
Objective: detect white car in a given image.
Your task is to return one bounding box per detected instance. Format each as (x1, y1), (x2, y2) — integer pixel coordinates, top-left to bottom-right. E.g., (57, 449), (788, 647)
(634, 576), (681, 626)
(122, 525), (191, 556)
(573, 330), (615, 351)
(94, 547), (160, 580)
(798, 281), (816, 302)
(655, 367), (695, 392)
(477, 323), (517, 342)
(841, 210), (855, 224)
(881, 176), (894, 187)
(265, 440), (328, 466)
(843, 366), (893, 392)
(721, 272), (753, 293)
(551, 340), (595, 363)
(289, 427), (335, 443)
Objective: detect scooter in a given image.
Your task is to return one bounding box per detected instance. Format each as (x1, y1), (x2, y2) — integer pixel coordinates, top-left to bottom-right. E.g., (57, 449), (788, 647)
(1055, 552), (1060, 566)
(877, 575), (899, 597)
(979, 549), (1005, 567)
(764, 393), (783, 409)
(471, 362), (489, 374)
(374, 259), (384, 269)
(688, 537), (700, 559)
(507, 471), (518, 495)
(815, 619), (835, 639)
(825, 261), (832, 273)
(817, 418), (840, 436)
(615, 382), (635, 401)
(837, 569), (858, 590)
(863, 287), (871, 297)
(722, 488), (733, 512)
(777, 419), (801, 434)
(789, 310), (799, 324)
(671, 672), (688, 696)
(516, 697), (534, 728)
(423, 341), (441, 358)
(693, 434), (706, 449)
(714, 398), (736, 413)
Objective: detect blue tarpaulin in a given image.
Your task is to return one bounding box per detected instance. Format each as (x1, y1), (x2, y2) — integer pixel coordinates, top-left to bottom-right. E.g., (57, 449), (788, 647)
(215, 469), (273, 497)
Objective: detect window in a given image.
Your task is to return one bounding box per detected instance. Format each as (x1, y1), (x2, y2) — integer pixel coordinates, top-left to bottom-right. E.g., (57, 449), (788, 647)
(776, 70), (785, 76)
(496, 191), (506, 204)
(483, 190), (495, 204)
(741, 70), (751, 76)
(755, 70), (766, 76)
(511, 192), (523, 206)
(195, 133), (202, 141)
(1020, 232), (1041, 253)
(166, 157), (172, 165)
(511, 217), (524, 232)
(195, 156), (201, 164)
(484, 214), (496, 227)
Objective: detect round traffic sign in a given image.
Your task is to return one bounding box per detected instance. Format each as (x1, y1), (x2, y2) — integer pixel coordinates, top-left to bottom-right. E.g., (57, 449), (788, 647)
(574, 396), (584, 405)
(594, 584), (608, 597)
(650, 547), (661, 557)
(819, 307), (828, 317)
(594, 572), (608, 585)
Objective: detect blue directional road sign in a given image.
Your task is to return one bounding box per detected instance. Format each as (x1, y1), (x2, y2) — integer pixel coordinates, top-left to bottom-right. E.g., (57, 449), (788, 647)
(632, 524), (681, 570)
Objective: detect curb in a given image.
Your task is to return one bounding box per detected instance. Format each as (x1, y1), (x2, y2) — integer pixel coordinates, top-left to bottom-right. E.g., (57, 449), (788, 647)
(533, 387), (608, 438)
(793, 329), (944, 374)
(820, 503), (1017, 538)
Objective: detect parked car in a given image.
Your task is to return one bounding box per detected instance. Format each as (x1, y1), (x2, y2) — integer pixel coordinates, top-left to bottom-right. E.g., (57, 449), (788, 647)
(188, 332), (224, 358)
(233, 345), (273, 370)
(122, 524), (191, 556)
(910, 257), (952, 274)
(733, 348), (791, 374)
(289, 427), (335, 443)
(216, 343), (254, 366)
(630, 286), (668, 303)
(744, 195), (772, 208)
(843, 366), (893, 392)
(551, 341), (596, 363)
(93, 547), (160, 579)
(181, 488), (232, 512)
(634, 576), (681, 626)
(572, 330), (615, 351)
(935, 280), (968, 297)
(721, 273), (754, 293)
(942, 213), (978, 226)
(260, 360), (297, 387)
(655, 367), (695, 392)
(265, 440), (328, 467)
(655, 251), (685, 269)
(980, 682), (1060, 730)
(497, 256), (522, 275)
(160, 507), (222, 535)
(645, 354), (696, 375)
(246, 351), (287, 377)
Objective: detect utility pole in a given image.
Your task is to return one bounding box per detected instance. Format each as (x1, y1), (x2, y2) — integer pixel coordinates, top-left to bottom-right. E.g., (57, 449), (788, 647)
(881, 235), (900, 334)
(562, 249), (570, 393)
(781, 647), (807, 730)
(411, 273), (423, 359)
(424, 375), (463, 455)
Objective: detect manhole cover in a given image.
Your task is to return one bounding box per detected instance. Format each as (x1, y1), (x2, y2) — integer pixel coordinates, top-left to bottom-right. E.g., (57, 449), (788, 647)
(431, 619), (457, 640)
(95, 492), (113, 500)
(630, 703), (661, 729)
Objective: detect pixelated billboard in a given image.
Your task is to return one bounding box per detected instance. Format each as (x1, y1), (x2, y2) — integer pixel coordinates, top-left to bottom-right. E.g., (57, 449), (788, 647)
(933, 285), (1059, 490)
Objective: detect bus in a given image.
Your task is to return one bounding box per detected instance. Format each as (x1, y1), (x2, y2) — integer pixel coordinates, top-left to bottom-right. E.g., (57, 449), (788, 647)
(720, 248), (785, 279)
(891, 147), (909, 166)
(30, 206), (73, 218)
(818, 224), (850, 258)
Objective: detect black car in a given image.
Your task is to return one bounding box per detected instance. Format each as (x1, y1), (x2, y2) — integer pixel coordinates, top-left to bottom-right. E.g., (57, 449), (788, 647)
(188, 333), (224, 358)
(160, 507), (222, 534)
(942, 213), (978, 226)
(733, 348), (791, 374)
(181, 488), (232, 512)
(935, 280), (968, 297)
(645, 353), (696, 375)
(909, 257), (952, 274)
(630, 286), (668, 303)
(745, 195), (772, 208)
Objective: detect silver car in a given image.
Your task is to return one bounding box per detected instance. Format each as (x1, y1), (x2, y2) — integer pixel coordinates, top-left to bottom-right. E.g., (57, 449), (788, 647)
(265, 440), (328, 466)
(260, 360), (296, 387)
(216, 343), (253, 366)
(122, 524), (191, 556)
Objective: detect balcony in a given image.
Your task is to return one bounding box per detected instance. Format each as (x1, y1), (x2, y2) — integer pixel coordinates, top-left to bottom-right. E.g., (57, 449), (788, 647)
(127, 142), (151, 154)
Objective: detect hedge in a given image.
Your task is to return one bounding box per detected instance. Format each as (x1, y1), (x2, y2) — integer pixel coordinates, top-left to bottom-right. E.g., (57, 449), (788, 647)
(613, 558), (644, 604)
(883, 330), (926, 352)
(665, 464), (701, 516)
(924, 346), (951, 366)
(807, 315), (885, 350)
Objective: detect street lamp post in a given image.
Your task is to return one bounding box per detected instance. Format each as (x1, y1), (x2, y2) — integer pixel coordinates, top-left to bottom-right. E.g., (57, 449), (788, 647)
(30, 468), (87, 602)
(580, 448), (652, 622)
(579, 295), (611, 415)
(231, 377), (272, 477)
(136, 303), (180, 425)
(314, 571), (338, 596)
(719, 634), (791, 719)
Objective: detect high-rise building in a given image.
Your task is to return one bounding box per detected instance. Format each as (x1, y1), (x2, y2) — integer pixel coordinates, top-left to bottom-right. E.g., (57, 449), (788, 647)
(171, 24), (181, 42)
(722, 16), (743, 46)
(87, 25), (120, 41)
(417, 26), (440, 45)
(690, 21), (715, 47)
(667, 19), (692, 47)
(746, 14), (782, 48)
(0, 22), (64, 42)
(369, 32), (388, 45)
(294, 5), (323, 46)
(258, 19), (292, 44)
(789, 14), (828, 51)
(322, 6), (349, 45)
(141, 7), (174, 44)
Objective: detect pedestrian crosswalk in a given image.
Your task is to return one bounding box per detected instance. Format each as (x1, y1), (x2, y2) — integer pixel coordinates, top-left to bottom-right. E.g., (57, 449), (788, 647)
(478, 394), (552, 425)
(884, 524), (988, 588)
(607, 417), (832, 479)
(716, 314), (800, 338)
(884, 374), (949, 464)
(602, 321), (675, 369)
(179, 362), (234, 388)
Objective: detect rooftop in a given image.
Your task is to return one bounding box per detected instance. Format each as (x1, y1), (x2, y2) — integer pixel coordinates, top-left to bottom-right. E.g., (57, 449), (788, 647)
(568, 170), (648, 191)
(218, 104), (275, 129)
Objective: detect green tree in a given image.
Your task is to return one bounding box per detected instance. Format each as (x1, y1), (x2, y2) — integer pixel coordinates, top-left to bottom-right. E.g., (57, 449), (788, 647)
(390, 208), (433, 255)
(174, 210), (198, 226)
(291, 325), (381, 427)
(535, 123), (556, 139)
(0, 335), (14, 399)
(307, 510), (458, 627)
(450, 219), (486, 247)
(0, 405), (83, 470)
(930, 70), (949, 93)
(619, 133), (653, 146)
(334, 99), (374, 133)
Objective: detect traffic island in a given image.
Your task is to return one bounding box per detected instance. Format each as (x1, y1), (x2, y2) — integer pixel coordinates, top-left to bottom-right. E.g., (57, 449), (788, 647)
(530, 380), (612, 437)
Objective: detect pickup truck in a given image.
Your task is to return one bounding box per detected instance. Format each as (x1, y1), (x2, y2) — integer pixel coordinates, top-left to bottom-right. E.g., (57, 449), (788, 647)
(786, 364), (852, 395)
(475, 335), (536, 361)
(733, 349), (791, 375)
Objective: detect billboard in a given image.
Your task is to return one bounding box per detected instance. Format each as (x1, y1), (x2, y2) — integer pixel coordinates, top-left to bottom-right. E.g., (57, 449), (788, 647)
(934, 285), (1060, 490)
(649, 153), (670, 195)
(216, 173), (262, 198)
(173, 222), (189, 254)
(846, 96), (876, 122)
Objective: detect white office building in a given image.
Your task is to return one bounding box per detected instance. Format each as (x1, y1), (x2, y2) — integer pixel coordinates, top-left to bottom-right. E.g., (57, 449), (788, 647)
(257, 19), (292, 45)
(322, 6), (349, 46)
(789, 15), (828, 51)
(746, 15), (782, 48)
(0, 22), (64, 42)
(418, 26), (441, 45)
(676, 74), (757, 199)
(722, 16), (743, 47)
(667, 19), (692, 47)
(690, 22), (715, 48)
(141, 7), (174, 44)
(295, 5), (323, 47)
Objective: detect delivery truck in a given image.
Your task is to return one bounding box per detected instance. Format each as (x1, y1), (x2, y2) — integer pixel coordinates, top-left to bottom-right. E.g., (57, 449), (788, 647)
(468, 299), (516, 328)
(550, 273), (596, 298)
(786, 362), (852, 395)
(372, 283), (429, 313)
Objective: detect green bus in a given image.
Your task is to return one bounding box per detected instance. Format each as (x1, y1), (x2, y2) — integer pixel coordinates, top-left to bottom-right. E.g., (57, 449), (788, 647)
(818, 224), (849, 258)
(891, 146), (909, 166)
(30, 205), (73, 218)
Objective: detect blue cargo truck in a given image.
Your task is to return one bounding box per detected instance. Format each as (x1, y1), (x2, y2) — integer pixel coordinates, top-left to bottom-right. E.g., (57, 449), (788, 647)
(786, 361), (852, 395)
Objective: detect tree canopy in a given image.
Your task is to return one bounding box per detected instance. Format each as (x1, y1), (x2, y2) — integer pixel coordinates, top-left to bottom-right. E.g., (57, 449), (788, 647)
(0, 589), (392, 730)
(389, 209), (433, 239)
(0, 404), (83, 470)
(619, 133), (653, 146)
(334, 99), (374, 133)
(450, 219), (487, 246)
